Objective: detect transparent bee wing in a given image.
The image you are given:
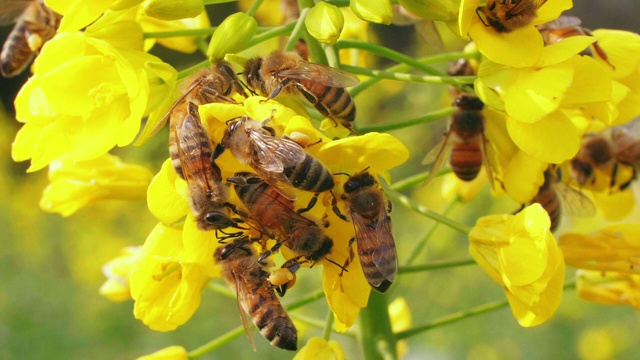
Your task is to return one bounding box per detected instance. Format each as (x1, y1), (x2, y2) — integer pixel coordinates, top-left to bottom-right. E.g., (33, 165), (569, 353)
(233, 269), (257, 352)
(352, 209), (397, 286)
(508, 0), (547, 16)
(480, 133), (498, 190)
(537, 15), (581, 30)
(0, 0), (31, 25)
(277, 61), (360, 87)
(421, 133), (453, 187)
(149, 78), (206, 137)
(248, 130), (307, 173)
(178, 106), (220, 186)
(555, 181), (596, 217)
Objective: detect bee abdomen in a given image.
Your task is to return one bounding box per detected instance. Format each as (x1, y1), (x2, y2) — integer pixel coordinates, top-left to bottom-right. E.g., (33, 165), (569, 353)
(450, 144), (482, 181)
(0, 25), (35, 77)
(283, 155), (334, 192)
(304, 82), (356, 124)
(252, 294), (298, 350)
(359, 239), (396, 293)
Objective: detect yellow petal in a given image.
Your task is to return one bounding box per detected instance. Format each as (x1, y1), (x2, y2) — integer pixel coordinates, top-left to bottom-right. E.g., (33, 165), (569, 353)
(136, 346), (188, 360)
(469, 20), (543, 68)
(147, 159), (191, 225)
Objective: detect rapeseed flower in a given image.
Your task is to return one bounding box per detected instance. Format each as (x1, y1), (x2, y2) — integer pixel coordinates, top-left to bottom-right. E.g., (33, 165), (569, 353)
(100, 246), (142, 302)
(40, 154), (153, 216)
(136, 345), (188, 360)
(294, 337), (347, 360)
(576, 270), (640, 310)
(469, 204), (565, 327)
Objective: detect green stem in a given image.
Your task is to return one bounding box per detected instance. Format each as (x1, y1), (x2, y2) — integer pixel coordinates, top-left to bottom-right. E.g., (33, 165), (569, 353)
(322, 309), (334, 341)
(342, 65), (476, 85)
(188, 326), (245, 359)
(335, 40), (442, 75)
(395, 299), (510, 340)
(178, 60), (210, 80)
(246, 22), (296, 48)
(399, 257), (476, 274)
(324, 44), (340, 68)
(358, 107), (455, 133)
(207, 282), (236, 299)
(358, 291), (397, 360)
(389, 169), (452, 192)
(382, 185), (472, 234)
(284, 7), (310, 51)
(144, 28), (218, 39)
(403, 199), (459, 266)
(203, 0), (238, 4)
(246, 0), (264, 16)
(287, 289), (325, 310)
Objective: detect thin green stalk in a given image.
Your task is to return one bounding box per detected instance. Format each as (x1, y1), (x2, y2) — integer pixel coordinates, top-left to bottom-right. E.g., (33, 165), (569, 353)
(389, 169), (452, 192)
(246, 22), (296, 48)
(287, 289), (325, 310)
(284, 7), (310, 51)
(203, 0), (238, 4)
(144, 28), (218, 39)
(290, 313), (332, 330)
(358, 291), (397, 360)
(246, 0), (264, 16)
(382, 185), (472, 234)
(403, 199), (459, 266)
(341, 65), (476, 85)
(395, 299), (510, 340)
(188, 326), (245, 359)
(324, 44), (340, 68)
(323, 309), (334, 341)
(207, 282), (236, 299)
(335, 40), (442, 75)
(399, 257), (476, 274)
(358, 107), (455, 133)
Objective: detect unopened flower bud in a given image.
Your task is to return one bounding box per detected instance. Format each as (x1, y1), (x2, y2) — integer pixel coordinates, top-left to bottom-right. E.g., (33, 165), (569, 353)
(207, 12), (257, 62)
(305, 2), (344, 44)
(142, 0), (204, 21)
(350, 0), (393, 25)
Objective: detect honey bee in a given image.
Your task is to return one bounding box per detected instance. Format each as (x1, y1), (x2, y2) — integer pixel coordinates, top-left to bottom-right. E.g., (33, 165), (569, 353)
(244, 50), (360, 133)
(528, 168), (595, 232)
(446, 58), (477, 98)
(227, 172), (334, 280)
(570, 128), (638, 191)
(214, 237), (298, 351)
(178, 101), (238, 231)
(339, 170), (397, 293)
(476, 0), (547, 33)
(219, 112), (335, 205)
(422, 94), (492, 186)
(0, 0), (61, 77)
(537, 16), (613, 68)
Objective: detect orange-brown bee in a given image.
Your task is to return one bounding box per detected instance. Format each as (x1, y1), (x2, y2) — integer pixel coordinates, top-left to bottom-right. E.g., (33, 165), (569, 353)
(537, 15), (614, 67)
(422, 94), (491, 186)
(339, 170), (397, 293)
(227, 172), (334, 294)
(0, 0), (61, 77)
(178, 101), (237, 231)
(528, 168), (595, 232)
(151, 61), (246, 178)
(477, 0), (547, 33)
(219, 113), (335, 204)
(244, 50), (360, 133)
(214, 237), (298, 351)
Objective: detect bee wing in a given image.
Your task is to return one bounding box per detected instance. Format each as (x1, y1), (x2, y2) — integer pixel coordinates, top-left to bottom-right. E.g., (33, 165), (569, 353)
(149, 77), (207, 137)
(0, 0), (31, 25)
(278, 61), (360, 87)
(421, 133), (453, 186)
(232, 269), (257, 352)
(555, 181), (596, 217)
(247, 130), (306, 173)
(178, 108), (220, 185)
(537, 15), (581, 30)
(352, 210), (398, 286)
(508, 0), (547, 15)
(480, 133), (497, 190)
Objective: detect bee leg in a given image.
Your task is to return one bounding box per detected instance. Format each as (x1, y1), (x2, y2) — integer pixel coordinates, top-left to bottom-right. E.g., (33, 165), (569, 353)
(270, 257), (305, 296)
(330, 192), (348, 221)
(296, 193), (319, 214)
(386, 199), (392, 214)
(337, 237), (356, 277)
(257, 242), (284, 264)
(475, 7), (490, 27)
(215, 228), (245, 242)
(267, 77), (294, 100)
(618, 166), (636, 191)
(212, 143), (225, 162)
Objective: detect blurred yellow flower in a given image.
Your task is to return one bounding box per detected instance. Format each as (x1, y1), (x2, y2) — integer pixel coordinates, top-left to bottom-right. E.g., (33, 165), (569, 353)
(46, 0), (143, 31)
(294, 337), (347, 360)
(40, 154), (153, 216)
(576, 270), (640, 310)
(100, 246), (142, 302)
(558, 224), (640, 273)
(469, 204), (565, 327)
(136, 345), (188, 360)
(389, 297), (412, 358)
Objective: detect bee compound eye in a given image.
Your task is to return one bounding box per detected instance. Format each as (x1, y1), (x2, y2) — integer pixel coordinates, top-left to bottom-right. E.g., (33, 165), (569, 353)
(205, 212), (230, 227)
(343, 179), (358, 193)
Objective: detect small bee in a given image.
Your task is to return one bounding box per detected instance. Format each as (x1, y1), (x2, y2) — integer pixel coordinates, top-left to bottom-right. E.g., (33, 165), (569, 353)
(214, 237), (298, 351)
(537, 16), (614, 68)
(244, 50), (360, 133)
(339, 170), (397, 293)
(477, 0), (547, 33)
(528, 167), (595, 232)
(446, 58), (477, 98)
(152, 61), (246, 178)
(178, 101), (237, 231)
(422, 94), (492, 186)
(219, 112), (335, 206)
(570, 128), (638, 191)
(227, 172), (334, 282)
(0, 0), (61, 77)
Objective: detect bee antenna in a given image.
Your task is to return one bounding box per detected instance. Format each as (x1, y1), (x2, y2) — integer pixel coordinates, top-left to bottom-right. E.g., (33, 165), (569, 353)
(325, 257), (349, 273)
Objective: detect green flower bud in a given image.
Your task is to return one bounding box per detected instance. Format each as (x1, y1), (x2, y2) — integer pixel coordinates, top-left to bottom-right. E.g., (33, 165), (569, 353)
(142, 0), (204, 21)
(207, 12), (257, 62)
(305, 2), (344, 45)
(398, 0), (460, 22)
(350, 0), (393, 25)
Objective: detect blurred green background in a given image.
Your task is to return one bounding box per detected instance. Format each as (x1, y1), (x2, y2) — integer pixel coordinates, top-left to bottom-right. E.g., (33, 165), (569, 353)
(1, 1), (639, 359)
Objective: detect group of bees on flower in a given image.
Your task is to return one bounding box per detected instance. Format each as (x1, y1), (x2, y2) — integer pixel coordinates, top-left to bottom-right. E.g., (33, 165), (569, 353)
(3, 0), (640, 352)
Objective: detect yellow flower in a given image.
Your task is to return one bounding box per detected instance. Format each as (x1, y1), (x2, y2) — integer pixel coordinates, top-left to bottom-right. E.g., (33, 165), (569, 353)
(130, 223), (211, 331)
(100, 246), (142, 302)
(469, 204), (565, 327)
(460, 0), (572, 67)
(294, 337), (347, 360)
(139, 9), (211, 53)
(558, 224), (640, 273)
(40, 154), (153, 216)
(46, 0), (143, 31)
(576, 270), (640, 310)
(305, 2), (344, 45)
(12, 19), (175, 172)
(136, 345), (188, 360)
(389, 297), (412, 358)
